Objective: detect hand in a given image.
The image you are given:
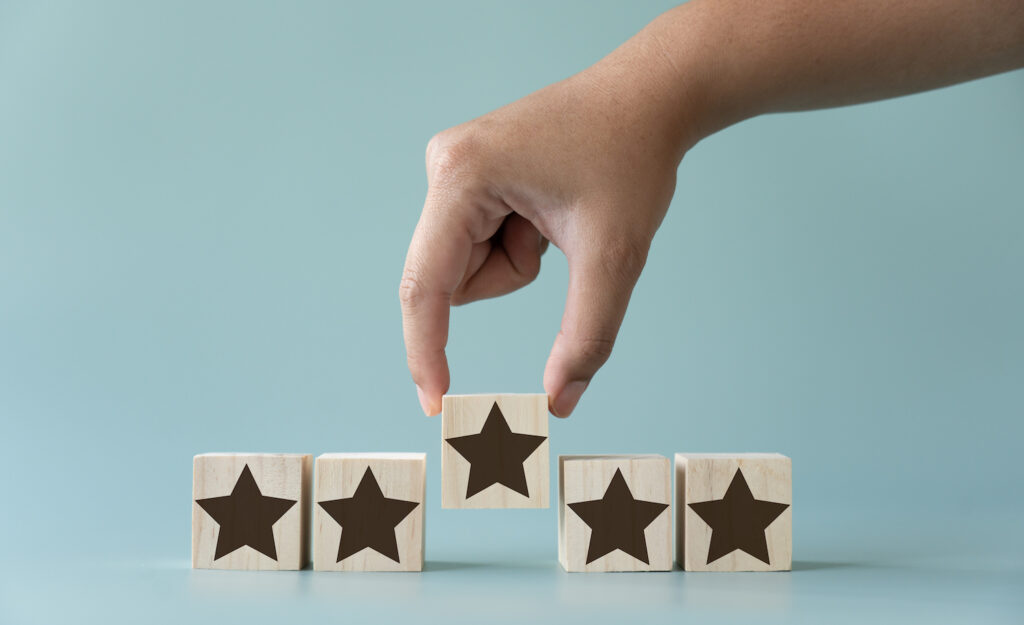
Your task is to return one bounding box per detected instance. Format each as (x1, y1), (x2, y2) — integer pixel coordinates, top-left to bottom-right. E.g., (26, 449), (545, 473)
(400, 0), (1024, 418)
(399, 36), (697, 417)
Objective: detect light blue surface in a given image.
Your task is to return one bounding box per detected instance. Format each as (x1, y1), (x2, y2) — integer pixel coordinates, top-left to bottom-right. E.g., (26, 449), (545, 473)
(1, 1), (1022, 623)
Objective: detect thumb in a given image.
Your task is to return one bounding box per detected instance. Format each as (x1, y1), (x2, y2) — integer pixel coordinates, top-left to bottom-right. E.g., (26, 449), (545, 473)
(543, 242), (647, 417)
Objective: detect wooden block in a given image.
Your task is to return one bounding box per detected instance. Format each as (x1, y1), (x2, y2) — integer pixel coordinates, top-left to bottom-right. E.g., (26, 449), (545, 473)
(441, 393), (549, 508)
(313, 453), (426, 572)
(192, 453), (312, 570)
(676, 453), (792, 572)
(558, 455), (672, 572)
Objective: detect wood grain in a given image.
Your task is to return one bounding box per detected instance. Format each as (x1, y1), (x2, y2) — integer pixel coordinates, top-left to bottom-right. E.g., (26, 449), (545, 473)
(192, 453), (311, 570)
(676, 453), (792, 572)
(313, 453), (426, 572)
(441, 394), (549, 508)
(558, 454), (672, 572)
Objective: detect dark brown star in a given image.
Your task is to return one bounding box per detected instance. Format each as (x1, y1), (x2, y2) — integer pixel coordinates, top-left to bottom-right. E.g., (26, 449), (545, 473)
(445, 402), (546, 498)
(195, 464), (297, 561)
(688, 467), (790, 565)
(568, 468), (669, 564)
(319, 467), (420, 563)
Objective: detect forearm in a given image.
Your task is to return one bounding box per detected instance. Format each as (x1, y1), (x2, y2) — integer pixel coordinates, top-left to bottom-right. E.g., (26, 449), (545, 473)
(595, 0), (1024, 149)
(402, 0), (1024, 417)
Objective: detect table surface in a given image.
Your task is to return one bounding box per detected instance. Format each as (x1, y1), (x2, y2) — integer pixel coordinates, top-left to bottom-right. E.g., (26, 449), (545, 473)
(3, 506), (1020, 625)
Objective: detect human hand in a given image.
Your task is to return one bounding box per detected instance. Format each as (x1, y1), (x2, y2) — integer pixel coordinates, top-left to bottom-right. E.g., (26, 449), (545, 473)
(399, 33), (699, 417)
(400, 0), (1024, 418)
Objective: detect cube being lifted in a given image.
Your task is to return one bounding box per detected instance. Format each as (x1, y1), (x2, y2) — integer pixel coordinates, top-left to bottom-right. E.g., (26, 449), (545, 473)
(442, 394), (549, 508)
(313, 453), (426, 572)
(676, 453), (792, 572)
(558, 455), (672, 572)
(192, 453), (312, 570)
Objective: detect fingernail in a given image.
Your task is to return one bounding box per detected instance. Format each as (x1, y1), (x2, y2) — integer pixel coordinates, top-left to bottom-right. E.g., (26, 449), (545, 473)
(416, 385), (432, 416)
(553, 380), (588, 417)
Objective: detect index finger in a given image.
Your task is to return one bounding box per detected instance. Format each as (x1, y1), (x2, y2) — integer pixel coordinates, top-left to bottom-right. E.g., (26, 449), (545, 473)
(399, 188), (474, 415)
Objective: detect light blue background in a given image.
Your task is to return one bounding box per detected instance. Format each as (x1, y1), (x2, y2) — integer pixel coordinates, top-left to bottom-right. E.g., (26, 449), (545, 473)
(1, 1), (1021, 623)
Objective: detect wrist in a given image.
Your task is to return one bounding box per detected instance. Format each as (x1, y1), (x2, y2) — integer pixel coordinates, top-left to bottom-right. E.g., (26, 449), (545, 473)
(593, 2), (760, 155)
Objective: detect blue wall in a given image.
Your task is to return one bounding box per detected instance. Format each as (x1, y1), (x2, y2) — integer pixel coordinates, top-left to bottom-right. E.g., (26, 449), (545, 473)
(1, 0), (1021, 569)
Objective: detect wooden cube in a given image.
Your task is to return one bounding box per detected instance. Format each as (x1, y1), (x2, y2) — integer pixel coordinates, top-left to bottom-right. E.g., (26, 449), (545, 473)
(442, 394), (549, 508)
(558, 455), (672, 572)
(313, 453), (426, 572)
(192, 453), (312, 570)
(676, 453), (792, 571)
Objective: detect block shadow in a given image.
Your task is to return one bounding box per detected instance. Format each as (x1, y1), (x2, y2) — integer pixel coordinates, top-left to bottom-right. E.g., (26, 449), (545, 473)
(424, 560), (552, 572)
(791, 560), (857, 571)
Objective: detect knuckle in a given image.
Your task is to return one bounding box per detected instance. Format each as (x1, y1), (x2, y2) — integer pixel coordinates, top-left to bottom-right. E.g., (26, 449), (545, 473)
(572, 335), (616, 367)
(425, 129), (481, 184)
(398, 272), (428, 309)
(424, 131), (448, 166)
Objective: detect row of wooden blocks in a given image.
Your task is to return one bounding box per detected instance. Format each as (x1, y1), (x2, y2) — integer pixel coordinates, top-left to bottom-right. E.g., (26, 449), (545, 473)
(192, 394), (792, 572)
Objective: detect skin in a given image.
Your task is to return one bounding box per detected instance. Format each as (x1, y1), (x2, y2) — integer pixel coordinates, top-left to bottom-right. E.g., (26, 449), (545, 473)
(400, 0), (1024, 417)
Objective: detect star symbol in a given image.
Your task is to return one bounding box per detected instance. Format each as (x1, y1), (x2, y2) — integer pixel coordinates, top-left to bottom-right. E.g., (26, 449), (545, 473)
(688, 467), (790, 565)
(567, 468), (669, 564)
(195, 464), (297, 561)
(445, 402), (546, 498)
(319, 467), (420, 563)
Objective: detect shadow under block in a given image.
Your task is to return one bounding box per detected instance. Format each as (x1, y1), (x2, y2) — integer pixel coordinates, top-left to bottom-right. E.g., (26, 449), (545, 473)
(313, 453), (426, 572)
(676, 453), (792, 572)
(442, 394), (549, 508)
(558, 455), (672, 572)
(192, 453), (312, 570)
